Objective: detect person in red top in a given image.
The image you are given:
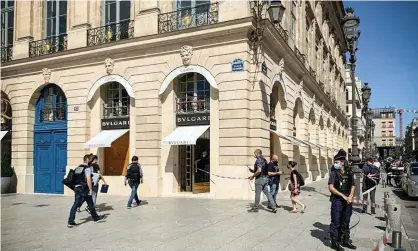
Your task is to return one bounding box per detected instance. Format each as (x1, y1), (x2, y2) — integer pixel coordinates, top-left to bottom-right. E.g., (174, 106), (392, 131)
(288, 161), (306, 213)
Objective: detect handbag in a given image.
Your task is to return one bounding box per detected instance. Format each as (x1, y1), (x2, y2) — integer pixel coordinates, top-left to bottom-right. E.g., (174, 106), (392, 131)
(288, 182), (294, 191)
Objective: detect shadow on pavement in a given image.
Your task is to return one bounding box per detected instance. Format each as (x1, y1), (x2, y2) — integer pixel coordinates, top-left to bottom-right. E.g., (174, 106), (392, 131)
(375, 225), (386, 231)
(11, 202), (26, 206)
(95, 203), (114, 213)
(78, 213), (111, 225)
(375, 216), (385, 221)
(310, 222), (331, 248)
(392, 188), (418, 202)
(301, 186), (330, 198)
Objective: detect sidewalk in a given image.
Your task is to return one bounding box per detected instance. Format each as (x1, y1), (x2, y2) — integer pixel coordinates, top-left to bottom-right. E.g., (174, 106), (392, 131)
(0, 179), (412, 251)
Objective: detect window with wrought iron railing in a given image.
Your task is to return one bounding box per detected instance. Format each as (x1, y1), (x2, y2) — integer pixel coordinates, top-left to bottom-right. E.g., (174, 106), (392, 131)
(1, 0), (14, 63)
(176, 72), (210, 114)
(103, 82), (130, 118)
(39, 85), (67, 122)
(158, 1), (218, 33)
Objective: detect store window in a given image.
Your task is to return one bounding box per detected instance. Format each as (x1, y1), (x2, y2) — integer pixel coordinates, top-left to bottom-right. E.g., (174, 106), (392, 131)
(1, 0), (14, 62)
(176, 72), (210, 113)
(103, 82), (130, 118)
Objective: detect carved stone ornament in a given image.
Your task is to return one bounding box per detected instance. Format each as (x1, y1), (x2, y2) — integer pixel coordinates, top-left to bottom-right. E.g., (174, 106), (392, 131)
(104, 58), (115, 75)
(296, 81), (303, 98)
(42, 68), (51, 83)
(180, 45), (193, 66)
(278, 58), (284, 76)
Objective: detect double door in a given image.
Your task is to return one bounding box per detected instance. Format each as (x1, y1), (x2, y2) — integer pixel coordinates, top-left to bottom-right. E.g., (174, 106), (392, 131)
(179, 138), (210, 194)
(34, 130), (67, 194)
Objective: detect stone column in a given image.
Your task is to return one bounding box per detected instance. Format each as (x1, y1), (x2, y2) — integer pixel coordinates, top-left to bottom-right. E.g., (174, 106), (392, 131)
(13, 0), (34, 59)
(67, 0), (91, 49)
(135, 0), (160, 37)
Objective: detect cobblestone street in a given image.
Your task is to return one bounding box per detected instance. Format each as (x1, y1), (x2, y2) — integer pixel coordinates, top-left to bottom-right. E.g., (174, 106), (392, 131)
(1, 180), (396, 251)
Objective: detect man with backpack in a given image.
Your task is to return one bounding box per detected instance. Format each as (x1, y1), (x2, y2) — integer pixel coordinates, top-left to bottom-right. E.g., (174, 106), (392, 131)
(124, 156), (143, 209)
(67, 155), (106, 227)
(248, 149), (277, 213)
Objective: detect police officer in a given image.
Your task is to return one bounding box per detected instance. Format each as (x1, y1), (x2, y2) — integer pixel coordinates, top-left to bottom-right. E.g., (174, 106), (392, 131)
(328, 149), (356, 250)
(362, 158), (380, 214)
(248, 149), (277, 213)
(124, 156), (143, 209)
(67, 155), (106, 227)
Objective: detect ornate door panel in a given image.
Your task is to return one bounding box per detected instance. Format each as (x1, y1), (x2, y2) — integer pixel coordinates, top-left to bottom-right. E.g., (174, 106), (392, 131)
(53, 131), (67, 194)
(34, 132), (53, 193)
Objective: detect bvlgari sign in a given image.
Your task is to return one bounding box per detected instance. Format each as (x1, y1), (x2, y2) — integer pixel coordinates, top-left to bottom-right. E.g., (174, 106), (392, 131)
(102, 117), (130, 130)
(177, 112), (210, 126)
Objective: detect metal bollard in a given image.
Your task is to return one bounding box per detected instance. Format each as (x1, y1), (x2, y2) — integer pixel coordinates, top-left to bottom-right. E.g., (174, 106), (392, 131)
(388, 204), (402, 233)
(384, 198), (396, 223)
(392, 231), (402, 249)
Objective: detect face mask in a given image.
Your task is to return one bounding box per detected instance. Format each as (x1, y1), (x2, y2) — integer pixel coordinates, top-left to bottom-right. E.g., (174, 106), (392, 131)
(202, 154), (207, 158)
(333, 163), (341, 170)
(272, 160), (278, 164)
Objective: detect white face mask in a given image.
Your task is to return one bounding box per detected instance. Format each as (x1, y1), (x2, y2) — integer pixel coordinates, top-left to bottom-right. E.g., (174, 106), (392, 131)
(202, 152), (207, 158)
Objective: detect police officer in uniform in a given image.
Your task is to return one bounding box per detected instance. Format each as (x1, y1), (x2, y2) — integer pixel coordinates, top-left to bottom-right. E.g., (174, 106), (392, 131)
(67, 155), (106, 227)
(328, 150), (356, 250)
(124, 156), (143, 209)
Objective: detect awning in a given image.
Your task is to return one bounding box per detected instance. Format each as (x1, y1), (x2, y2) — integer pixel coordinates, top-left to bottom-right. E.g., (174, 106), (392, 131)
(163, 125), (209, 145)
(84, 129), (129, 148)
(303, 141), (322, 149)
(270, 130), (306, 146)
(0, 131), (8, 140)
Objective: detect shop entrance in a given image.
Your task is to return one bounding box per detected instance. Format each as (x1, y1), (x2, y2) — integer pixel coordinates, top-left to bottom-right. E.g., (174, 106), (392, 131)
(179, 136), (210, 194)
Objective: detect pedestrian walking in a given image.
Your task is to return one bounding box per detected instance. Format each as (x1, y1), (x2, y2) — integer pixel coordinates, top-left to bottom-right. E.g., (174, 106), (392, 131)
(67, 155), (106, 228)
(266, 154), (282, 208)
(287, 161), (306, 213)
(124, 156), (143, 209)
(362, 158), (380, 214)
(79, 155), (108, 212)
(328, 149), (356, 250)
(248, 149), (277, 213)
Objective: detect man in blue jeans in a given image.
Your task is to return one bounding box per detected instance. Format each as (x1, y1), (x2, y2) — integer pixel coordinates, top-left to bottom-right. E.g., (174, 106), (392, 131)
(124, 156), (143, 209)
(267, 154), (282, 208)
(67, 155), (106, 227)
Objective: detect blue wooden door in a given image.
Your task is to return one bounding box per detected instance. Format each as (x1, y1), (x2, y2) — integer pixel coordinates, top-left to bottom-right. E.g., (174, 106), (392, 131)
(34, 130), (67, 194)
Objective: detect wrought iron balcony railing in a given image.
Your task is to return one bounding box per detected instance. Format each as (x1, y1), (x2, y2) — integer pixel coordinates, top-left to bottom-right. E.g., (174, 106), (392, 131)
(176, 97), (210, 114)
(39, 107), (66, 122)
(1, 45), (13, 63)
(294, 47), (306, 65)
(103, 104), (130, 119)
(158, 3), (219, 34)
(29, 34), (68, 58)
(270, 103), (277, 130)
(87, 20), (134, 47)
(274, 23), (289, 43)
(309, 66), (317, 79)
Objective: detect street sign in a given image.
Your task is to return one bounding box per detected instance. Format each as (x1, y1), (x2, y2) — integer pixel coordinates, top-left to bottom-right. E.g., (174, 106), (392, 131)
(231, 59), (244, 72)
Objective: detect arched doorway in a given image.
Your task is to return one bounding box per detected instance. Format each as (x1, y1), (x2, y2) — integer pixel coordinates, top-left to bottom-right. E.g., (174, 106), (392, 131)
(162, 71), (212, 194)
(85, 79), (133, 177)
(1, 91), (13, 186)
(34, 84), (67, 194)
(293, 98), (305, 172)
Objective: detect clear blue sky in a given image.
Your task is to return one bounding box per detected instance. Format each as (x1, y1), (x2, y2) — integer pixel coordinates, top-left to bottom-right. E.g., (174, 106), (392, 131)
(345, 1), (418, 137)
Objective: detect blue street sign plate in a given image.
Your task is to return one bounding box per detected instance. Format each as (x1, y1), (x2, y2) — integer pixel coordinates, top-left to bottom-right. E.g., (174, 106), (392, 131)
(231, 59), (244, 72)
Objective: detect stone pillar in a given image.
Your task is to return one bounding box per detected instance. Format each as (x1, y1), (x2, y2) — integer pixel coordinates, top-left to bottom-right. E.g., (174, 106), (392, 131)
(13, 0), (34, 59)
(67, 0), (91, 49)
(135, 0), (160, 37)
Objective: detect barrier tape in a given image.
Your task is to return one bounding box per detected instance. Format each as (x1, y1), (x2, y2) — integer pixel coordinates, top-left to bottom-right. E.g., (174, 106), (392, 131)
(196, 167), (249, 180)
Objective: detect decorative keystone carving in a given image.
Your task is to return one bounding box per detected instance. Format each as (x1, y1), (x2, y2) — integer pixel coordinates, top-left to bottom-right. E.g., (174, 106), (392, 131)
(104, 58), (115, 75)
(278, 58), (284, 76)
(42, 68), (51, 83)
(180, 45), (193, 66)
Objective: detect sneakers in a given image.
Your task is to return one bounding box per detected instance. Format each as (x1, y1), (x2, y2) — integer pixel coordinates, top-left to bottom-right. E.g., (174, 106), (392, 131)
(94, 215), (107, 223)
(127, 205), (133, 209)
(135, 200), (142, 206)
(271, 208), (277, 213)
(67, 222), (77, 228)
(248, 207), (259, 213)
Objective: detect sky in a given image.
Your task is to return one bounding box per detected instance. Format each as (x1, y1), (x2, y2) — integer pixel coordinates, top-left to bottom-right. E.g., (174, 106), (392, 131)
(344, 1), (418, 137)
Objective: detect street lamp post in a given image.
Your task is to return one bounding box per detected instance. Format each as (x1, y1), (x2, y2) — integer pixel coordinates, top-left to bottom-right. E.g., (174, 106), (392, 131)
(371, 120), (375, 157)
(342, 7), (361, 170)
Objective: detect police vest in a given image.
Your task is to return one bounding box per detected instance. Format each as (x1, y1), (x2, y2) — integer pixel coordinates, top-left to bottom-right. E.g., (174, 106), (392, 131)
(73, 165), (89, 186)
(126, 163), (141, 181)
(333, 170), (353, 196)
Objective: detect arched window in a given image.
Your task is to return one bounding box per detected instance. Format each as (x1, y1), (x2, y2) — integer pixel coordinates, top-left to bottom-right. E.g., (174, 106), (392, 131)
(176, 72), (210, 113)
(103, 82), (130, 118)
(37, 84), (67, 123)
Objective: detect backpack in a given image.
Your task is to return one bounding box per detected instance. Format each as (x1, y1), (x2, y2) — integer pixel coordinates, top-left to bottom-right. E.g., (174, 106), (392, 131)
(127, 163), (141, 181)
(297, 172), (305, 186)
(62, 169), (76, 190)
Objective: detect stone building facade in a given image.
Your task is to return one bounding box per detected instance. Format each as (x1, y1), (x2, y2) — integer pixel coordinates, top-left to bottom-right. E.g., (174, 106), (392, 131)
(1, 0), (349, 199)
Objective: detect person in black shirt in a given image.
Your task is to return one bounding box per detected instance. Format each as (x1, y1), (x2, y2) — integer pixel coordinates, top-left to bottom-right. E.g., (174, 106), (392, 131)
(267, 154), (282, 208)
(328, 149), (356, 250)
